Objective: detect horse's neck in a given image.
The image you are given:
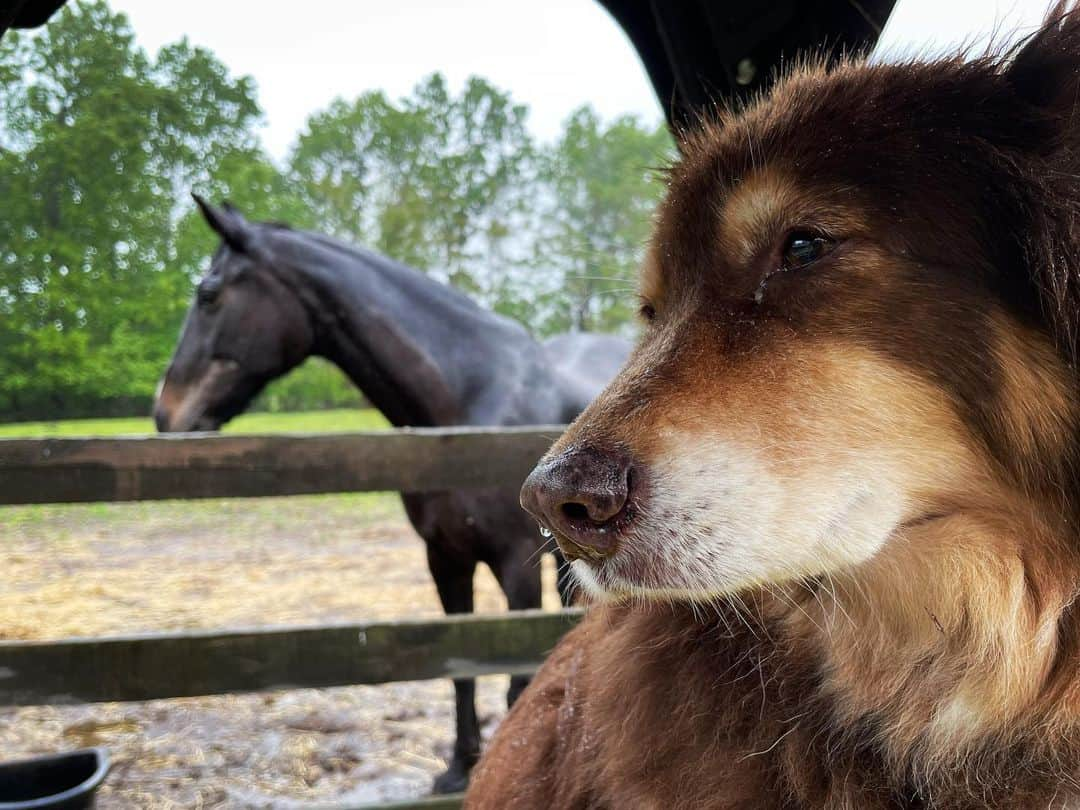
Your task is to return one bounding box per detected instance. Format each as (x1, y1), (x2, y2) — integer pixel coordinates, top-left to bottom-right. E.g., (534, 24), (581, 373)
(281, 237), (517, 428)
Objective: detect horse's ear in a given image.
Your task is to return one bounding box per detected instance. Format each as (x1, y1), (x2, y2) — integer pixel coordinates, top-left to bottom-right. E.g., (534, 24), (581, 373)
(192, 192), (250, 253)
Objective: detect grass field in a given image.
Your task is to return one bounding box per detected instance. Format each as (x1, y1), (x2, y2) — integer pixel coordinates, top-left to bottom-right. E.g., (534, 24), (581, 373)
(0, 408), (390, 438)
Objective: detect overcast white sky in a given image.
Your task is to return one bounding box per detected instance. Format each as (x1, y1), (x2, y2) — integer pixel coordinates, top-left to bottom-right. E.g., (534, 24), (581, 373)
(109, 0), (1053, 162)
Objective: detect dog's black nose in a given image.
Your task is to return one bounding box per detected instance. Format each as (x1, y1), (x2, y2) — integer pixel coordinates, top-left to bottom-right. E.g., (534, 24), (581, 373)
(520, 446), (633, 561)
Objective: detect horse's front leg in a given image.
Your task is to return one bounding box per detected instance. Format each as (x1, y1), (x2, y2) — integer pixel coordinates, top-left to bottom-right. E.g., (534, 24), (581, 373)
(493, 539), (544, 707)
(426, 543), (480, 794)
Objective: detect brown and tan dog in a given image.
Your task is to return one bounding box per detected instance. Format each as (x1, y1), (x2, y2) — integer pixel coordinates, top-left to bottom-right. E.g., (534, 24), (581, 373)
(466, 6), (1080, 809)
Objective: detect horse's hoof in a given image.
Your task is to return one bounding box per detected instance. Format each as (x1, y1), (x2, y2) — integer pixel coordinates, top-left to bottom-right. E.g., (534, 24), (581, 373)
(432, 760), (472, 794)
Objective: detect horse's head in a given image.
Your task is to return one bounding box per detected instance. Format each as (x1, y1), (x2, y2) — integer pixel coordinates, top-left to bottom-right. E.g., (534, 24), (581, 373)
(154, 196), (315, 432)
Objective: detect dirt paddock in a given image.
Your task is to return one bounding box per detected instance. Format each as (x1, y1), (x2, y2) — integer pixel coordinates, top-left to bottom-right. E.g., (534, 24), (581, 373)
(0, 494), (560, 807)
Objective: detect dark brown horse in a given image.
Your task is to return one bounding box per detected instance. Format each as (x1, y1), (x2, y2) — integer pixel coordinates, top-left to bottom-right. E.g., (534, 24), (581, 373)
(154, 196), (630, 792)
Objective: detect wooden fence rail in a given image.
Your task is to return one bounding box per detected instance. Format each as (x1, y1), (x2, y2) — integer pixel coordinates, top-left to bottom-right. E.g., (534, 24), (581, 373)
(0, 428), (574, 810)
(0, 609), (582, 706)
(0, 426), (565, 504)
(341, 795), (466, 810)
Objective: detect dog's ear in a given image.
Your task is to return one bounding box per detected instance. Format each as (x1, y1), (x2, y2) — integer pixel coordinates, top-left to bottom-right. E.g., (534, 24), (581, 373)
(1001, 4), (1080, 368)
(1005, 3), (1080, 126)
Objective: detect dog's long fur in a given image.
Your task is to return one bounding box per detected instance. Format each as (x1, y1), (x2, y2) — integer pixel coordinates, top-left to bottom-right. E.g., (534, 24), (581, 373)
(465, 6), (1080, 809)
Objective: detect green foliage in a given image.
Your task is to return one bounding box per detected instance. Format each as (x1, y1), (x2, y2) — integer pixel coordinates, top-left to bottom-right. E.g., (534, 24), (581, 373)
(289, 78), (671, 335)
(251, 357), (367, 413)
(0, 0), (672, 422)
(290, 74), (535, 299)
(535, 107), (674, 334)
(0, 0), (262, 419)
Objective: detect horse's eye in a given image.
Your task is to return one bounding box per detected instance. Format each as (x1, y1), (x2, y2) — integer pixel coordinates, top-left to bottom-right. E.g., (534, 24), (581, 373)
(780, 233), (833, 270)
(196, 283), (220, 306)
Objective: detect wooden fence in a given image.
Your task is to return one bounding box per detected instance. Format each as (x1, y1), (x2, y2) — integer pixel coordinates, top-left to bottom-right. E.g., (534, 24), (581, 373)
(0, 610), (583, 706)
(0, 425), (566, 504)
(0, 426), (577, 810)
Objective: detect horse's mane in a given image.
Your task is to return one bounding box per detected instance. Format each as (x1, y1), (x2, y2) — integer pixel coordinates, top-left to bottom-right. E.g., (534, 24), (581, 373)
(252, 221), (532, 337)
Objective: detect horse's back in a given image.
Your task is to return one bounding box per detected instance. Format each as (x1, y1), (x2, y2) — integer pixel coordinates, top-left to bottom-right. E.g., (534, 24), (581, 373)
(543, 332), (631, 418)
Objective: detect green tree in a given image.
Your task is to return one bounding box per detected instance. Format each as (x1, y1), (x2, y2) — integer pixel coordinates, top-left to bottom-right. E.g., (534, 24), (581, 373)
(0, 0), (260, 418)
(537, 106), (673, 334)
(290, 74), (534, 299)
(251, 357), (366, 413)
(0, 2), (671, 421)
(287, 92), (394, 245)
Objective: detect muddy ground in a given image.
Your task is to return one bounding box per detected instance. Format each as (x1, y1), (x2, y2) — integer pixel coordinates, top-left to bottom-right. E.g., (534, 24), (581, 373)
(0, 494), (560, 807)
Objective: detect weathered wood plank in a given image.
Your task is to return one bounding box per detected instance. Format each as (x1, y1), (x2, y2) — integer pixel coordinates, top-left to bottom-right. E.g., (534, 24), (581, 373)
(331, 794), (464, 810)
(0, 609), (583, 706)
(0, 426), (566, 504)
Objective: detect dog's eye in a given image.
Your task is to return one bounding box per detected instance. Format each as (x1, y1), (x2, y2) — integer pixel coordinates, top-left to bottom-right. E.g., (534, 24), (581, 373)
(638, 301), (657, 322)
(781, 233), (833, 270)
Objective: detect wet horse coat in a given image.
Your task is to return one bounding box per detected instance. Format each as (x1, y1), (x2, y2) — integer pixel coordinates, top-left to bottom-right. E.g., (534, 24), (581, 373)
(155, 200), (631, 791)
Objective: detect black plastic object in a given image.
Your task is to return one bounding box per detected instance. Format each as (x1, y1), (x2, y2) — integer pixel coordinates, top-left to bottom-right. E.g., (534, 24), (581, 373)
(598, 0), (898, 131)
(0, 748), (110, 810)
(0, 0), (67, 35)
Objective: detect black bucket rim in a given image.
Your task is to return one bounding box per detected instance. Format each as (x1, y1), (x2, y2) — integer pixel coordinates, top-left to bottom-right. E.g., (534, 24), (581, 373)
(0, 747), (110, 809)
